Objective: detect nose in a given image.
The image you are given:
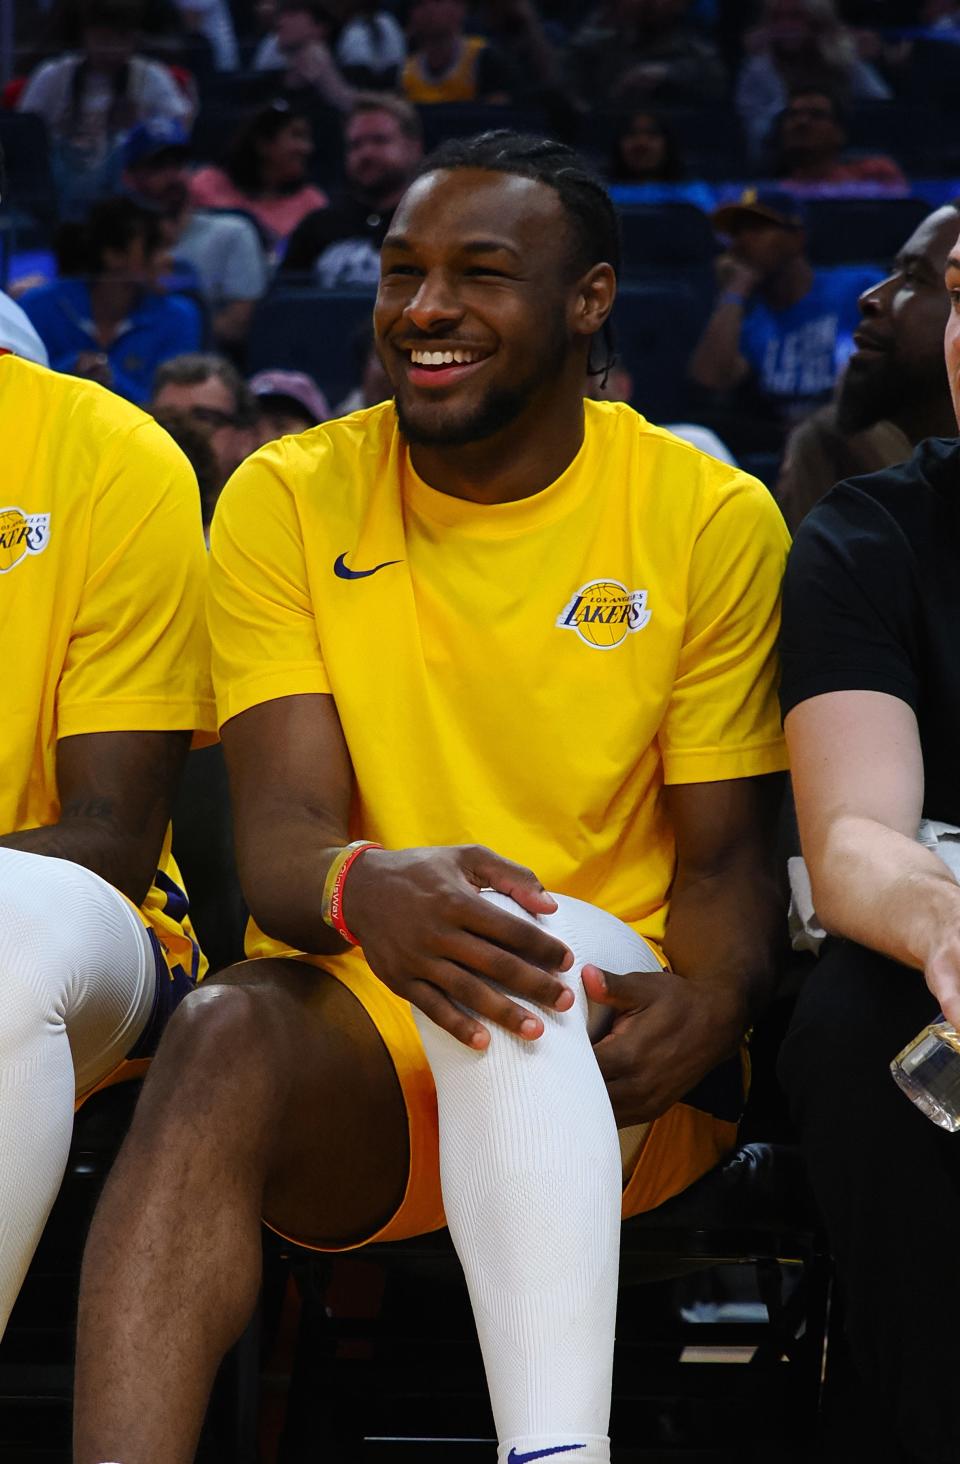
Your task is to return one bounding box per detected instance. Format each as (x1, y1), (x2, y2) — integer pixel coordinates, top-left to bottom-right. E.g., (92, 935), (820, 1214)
(402, 269), (464, 333)
(858, 273), (893, 317)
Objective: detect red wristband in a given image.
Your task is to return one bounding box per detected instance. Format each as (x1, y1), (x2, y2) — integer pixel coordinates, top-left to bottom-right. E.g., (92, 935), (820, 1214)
(327, 841), (382, 946)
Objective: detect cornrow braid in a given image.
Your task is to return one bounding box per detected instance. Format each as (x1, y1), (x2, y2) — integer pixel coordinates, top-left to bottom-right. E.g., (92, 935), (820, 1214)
(411, 131), (621, 386)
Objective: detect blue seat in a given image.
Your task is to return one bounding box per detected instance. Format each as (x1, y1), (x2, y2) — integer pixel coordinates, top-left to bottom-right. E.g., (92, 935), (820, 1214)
(0, 113), (58, 234)
(415, 103), (549, 155)
(804, 197), (931, 268)
(616, 203), (717, 290)
(248, 288), (376, 409)
(611, 279), (711, 425)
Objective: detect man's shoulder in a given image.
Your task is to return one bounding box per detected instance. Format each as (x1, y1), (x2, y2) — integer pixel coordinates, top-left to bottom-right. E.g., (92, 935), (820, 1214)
(0, 354), (184, 473)
(231, 401), (397, 493)
(187, 208), (261, 245)
(798, 437), (960, 557)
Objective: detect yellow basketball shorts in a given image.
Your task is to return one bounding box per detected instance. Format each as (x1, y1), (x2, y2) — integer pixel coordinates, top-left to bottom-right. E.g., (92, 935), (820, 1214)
(267, 958), (745, 1253)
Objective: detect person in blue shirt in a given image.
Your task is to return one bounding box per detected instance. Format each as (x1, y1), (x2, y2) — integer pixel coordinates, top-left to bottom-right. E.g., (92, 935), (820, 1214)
(19, 197), (202, 405)
(687, 187), (875, 449)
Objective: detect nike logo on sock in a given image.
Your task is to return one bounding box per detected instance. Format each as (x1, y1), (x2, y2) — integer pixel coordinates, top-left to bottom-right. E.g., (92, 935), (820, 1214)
(333, 552), (402, 580)
(507, 1448), (586, 1463)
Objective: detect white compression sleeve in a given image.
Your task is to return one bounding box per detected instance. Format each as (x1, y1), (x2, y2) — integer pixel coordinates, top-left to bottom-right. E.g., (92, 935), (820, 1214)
(411, 891), (663, 1464)
(0, 848), (156, 1335)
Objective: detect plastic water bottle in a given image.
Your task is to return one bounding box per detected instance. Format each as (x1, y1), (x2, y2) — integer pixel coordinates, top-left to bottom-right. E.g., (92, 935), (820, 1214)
(891, 1018), (960, 1132)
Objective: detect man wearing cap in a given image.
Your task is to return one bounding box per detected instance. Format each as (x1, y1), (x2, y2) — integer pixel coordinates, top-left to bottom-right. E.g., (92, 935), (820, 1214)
(123, 120), (268, 350)
(688, 187), (876, 450)
(249, 369), (331, 444)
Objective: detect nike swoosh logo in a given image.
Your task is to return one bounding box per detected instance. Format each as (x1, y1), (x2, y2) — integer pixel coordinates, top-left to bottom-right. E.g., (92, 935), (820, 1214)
(333, 552), (402, 580)
(507, 1448), (585, 1464)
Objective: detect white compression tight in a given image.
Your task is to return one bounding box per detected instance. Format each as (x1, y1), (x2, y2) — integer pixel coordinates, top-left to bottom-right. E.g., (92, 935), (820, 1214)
(411, 891), (663, 1464)
(0, 847), (157, 1336)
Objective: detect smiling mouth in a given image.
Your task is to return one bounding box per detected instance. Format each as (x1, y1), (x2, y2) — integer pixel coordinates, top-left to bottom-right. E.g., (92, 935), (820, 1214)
(408, 347), (491, 368)
(398, 344), (494, 389)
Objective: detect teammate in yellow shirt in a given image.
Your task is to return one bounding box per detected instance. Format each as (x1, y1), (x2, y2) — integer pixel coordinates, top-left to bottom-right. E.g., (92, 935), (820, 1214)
(0, 354), (213, 1336)
(75, 134), (789, 1464)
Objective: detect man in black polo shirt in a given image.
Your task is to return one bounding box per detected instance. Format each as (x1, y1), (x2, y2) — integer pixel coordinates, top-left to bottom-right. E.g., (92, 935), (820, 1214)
(777, 228), (960, 1464)
(281, 93), (423, 288)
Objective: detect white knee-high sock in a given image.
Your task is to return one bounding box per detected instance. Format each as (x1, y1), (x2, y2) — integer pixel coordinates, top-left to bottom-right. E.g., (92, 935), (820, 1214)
(0, 849), (156, 1335)
(411, 891), (663, 1464)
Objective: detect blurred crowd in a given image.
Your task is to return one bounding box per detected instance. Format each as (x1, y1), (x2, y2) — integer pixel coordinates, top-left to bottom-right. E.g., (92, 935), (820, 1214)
(3, 0), (960, 527)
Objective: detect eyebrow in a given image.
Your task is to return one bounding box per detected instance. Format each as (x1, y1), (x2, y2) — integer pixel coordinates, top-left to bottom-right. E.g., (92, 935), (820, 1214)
(380, 234), (522, 259)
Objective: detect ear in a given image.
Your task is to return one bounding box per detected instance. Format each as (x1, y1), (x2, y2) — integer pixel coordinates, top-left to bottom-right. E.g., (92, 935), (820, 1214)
(571, 262), (616, 341)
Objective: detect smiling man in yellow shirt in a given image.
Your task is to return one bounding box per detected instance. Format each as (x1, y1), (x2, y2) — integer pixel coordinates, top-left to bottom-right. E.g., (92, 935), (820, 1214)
(0, 353), (213, 1336)
(76, 133), (789, 1464)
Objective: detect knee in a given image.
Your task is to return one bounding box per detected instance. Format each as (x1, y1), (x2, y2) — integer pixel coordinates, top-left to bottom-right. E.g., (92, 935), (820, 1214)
(146, 978), (291, 1116)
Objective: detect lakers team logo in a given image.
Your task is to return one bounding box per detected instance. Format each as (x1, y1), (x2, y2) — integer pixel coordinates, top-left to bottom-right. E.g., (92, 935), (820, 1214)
(0, 507), (50, 574)
(557, 579), (651, 649)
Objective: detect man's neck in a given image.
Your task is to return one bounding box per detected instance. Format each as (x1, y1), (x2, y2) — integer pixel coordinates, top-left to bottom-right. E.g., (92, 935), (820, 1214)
(89, 280), (137, 344)
(408, 390), (587, 505)
(760, 256), (814, 310)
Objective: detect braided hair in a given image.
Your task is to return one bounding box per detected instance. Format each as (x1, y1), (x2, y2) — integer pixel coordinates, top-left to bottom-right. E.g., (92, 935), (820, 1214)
(411, 131), (620, 384)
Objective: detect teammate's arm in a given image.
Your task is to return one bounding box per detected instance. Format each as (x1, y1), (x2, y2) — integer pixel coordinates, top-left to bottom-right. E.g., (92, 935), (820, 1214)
(222, 691), (575, 1047)
(584, 771), (785, 1126)
(787, 689), (960, 1028)
(0, 729), (190, 906)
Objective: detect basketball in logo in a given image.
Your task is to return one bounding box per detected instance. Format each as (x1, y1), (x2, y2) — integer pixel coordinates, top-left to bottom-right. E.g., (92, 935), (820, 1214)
(556, 578), (651, 650)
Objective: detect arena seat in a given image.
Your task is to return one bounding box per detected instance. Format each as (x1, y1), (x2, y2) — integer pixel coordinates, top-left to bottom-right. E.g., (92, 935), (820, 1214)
(616, 203), (717, 281)
(0, 114), (58, 235)
(415, 104), (550, 155)
(612, 280), (712, 425)
(804, 196), (931, 268)
(274, 1140), (832, 1460)
(248, 287), (375, 408)
(844, 101), (930, 174)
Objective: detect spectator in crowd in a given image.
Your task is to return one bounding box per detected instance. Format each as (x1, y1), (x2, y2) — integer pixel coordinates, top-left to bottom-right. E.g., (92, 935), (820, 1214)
(253, 0), (356, 109)
(249, 367), (331, 441)
(568, 0), (727, 109)
(282, 94), (423, 286)
(607, 109), (714, 210)
(736, 0), (891, 159)
(776, 217), (960, 1464)
(18, 0), (191, 216)
(152, 351), (258, 485)
(401, 0), (516, 103)
(772, 86), (907, 192)
(688, 188), (876, 448)
(330, 0), (407, 88)
(334, 316), (390, 412)
(190, 101), (329, 256)
(19, 197), (201, 404)
(171, 0), (239, 69)
(776, 202), (959, 529)
(151, 403), (223, 530)
(123, 119), (268, 349)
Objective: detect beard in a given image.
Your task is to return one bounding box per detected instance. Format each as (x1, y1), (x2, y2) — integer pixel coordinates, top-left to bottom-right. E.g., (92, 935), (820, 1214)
(395, 378), (541, 446)
(835, 351), (903, 435)
(393, 319), (569, 448)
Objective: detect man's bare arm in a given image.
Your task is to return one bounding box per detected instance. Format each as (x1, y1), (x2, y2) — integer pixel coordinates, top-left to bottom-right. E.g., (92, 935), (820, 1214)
(220, 692), (354, 957)
(221, 692), (575, 1044)
(584, 772), (786, 1125)
(786, 689), (960, 1026)
(0, 730), (191, 906)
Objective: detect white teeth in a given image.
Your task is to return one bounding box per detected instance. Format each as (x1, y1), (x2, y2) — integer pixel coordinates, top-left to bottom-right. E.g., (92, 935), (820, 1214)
(410, 348), (483, 366)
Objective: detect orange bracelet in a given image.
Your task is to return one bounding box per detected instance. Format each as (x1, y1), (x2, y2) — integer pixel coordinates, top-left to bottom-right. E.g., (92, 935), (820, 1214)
(322, 840), (382, 946)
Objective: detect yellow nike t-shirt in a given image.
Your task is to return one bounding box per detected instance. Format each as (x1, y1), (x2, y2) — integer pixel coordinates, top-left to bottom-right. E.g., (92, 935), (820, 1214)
(209, 398), (789, 962)
(1, 355), (215, 979)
